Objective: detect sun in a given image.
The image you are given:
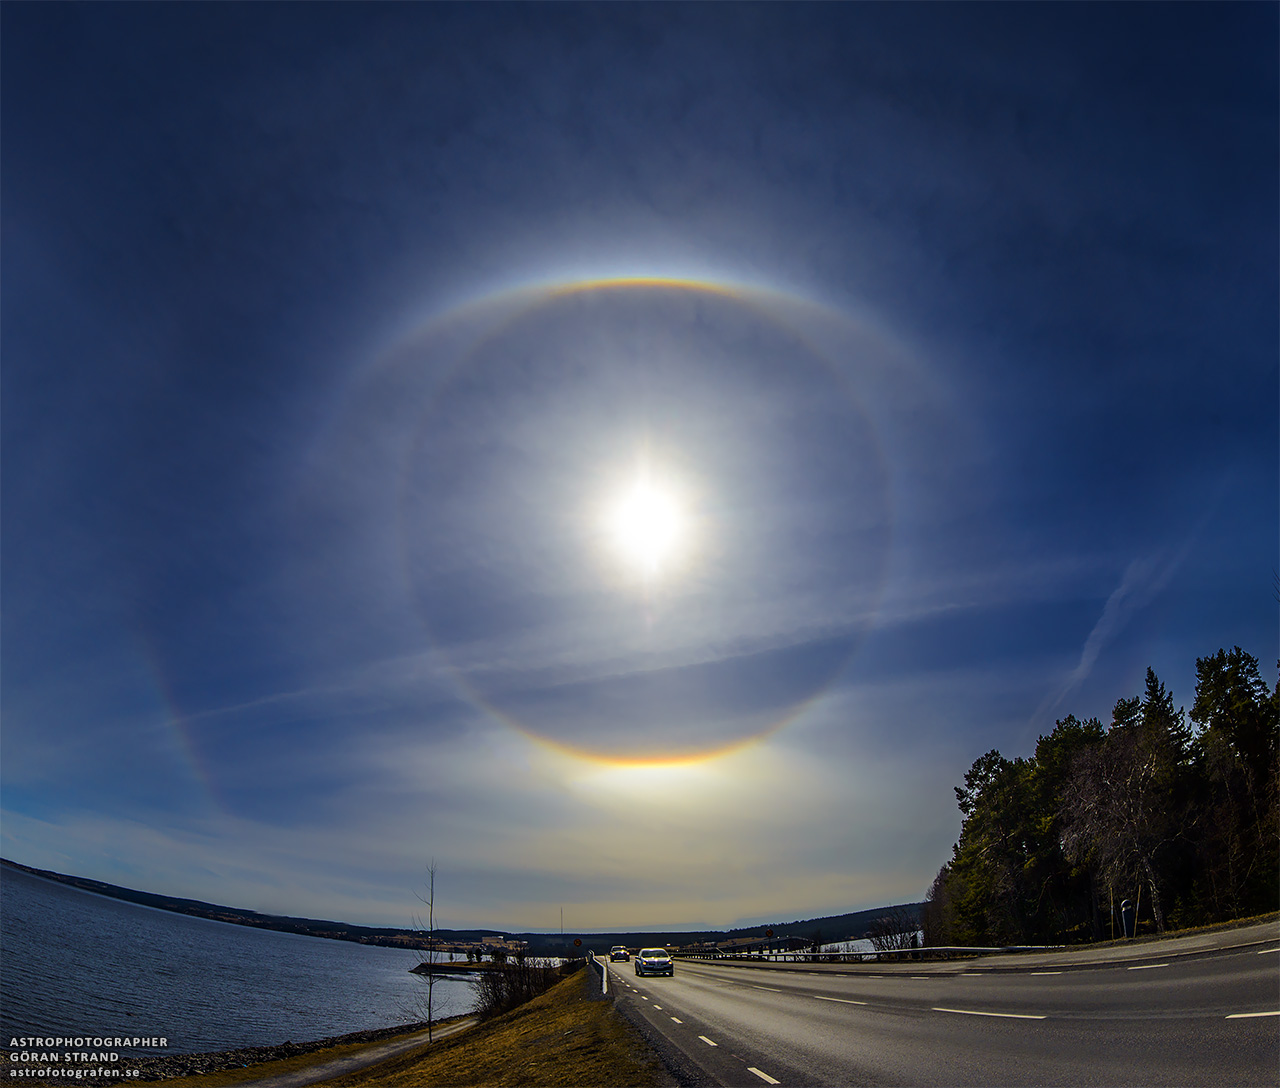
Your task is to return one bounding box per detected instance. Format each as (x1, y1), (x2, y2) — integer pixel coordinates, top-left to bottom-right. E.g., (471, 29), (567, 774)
(602, 467), (689, 580)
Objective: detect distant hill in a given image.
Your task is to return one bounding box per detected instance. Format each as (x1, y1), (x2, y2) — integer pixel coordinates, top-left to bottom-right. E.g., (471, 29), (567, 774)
(1, 858), (920, 953)
(1, 858), (517, 948)
(553, 903), (924, 956)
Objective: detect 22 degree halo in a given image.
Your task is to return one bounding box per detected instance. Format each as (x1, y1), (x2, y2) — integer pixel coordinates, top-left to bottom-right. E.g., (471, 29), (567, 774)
(395, 277), (893, 763)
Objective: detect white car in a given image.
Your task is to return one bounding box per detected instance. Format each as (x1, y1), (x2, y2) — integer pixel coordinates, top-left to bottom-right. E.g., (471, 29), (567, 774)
(634, 947), (674, 976)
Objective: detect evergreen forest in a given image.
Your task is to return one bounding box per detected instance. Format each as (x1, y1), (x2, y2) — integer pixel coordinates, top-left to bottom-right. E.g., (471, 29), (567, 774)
(923, 646), (1279, 946)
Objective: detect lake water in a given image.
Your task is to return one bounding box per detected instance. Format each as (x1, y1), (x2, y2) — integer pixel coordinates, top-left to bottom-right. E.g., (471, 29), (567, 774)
(822, 934), (924, 956)
(1, 866), (476, 1054)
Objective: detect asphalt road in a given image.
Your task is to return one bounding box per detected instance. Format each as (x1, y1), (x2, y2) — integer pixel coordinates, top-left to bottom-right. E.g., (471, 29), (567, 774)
(597, 923), (1279, 1087)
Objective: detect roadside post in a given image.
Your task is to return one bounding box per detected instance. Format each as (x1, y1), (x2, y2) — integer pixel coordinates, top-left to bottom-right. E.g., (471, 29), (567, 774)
(1120, 899), (1136, 938)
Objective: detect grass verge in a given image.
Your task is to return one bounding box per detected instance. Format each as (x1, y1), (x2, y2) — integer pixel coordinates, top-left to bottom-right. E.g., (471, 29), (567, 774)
(317, 965), (672, 1088)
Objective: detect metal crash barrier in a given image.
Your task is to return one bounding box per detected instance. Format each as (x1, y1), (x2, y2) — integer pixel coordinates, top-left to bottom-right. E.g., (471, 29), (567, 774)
(588, 951), (608, 993)
(673, 945), (1065, 963)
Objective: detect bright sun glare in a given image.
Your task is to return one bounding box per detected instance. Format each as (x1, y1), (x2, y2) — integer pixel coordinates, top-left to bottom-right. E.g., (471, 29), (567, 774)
(603, 469), (689, 580)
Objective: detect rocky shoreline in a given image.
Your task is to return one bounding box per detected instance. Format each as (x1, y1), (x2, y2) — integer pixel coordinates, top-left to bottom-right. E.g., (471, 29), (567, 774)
(3, 1016), (473, 1084)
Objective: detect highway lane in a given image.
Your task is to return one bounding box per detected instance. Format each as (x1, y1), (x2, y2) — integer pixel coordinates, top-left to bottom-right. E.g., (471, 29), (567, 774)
(599, 933), (1278, 1086)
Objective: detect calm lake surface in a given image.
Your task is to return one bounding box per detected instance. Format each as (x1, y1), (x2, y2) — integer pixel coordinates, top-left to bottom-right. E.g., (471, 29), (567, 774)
(1, 866), (475, 1053)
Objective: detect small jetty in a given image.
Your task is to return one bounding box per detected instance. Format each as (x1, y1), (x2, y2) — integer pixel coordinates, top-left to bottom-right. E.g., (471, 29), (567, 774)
(410, 961), (496, 975)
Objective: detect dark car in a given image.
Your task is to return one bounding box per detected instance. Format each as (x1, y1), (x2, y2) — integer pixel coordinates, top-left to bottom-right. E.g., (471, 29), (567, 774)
(634, 948), (674, 976)
(609, 945), (630, 961)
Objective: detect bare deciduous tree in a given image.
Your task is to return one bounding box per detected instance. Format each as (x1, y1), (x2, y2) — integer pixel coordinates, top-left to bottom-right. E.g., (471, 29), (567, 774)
(412, 859), (454, 1041)
(866, 905), (921, 953)
(1061, 674), (1189, 935)
(470, 956), (564, 1019)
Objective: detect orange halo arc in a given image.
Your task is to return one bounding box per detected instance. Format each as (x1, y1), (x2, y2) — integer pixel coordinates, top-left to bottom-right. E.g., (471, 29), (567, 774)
(387, 273), (893, 768)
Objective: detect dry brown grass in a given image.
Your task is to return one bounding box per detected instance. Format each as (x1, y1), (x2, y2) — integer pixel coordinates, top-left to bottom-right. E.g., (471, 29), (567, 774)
(318, 967), (673, 1088)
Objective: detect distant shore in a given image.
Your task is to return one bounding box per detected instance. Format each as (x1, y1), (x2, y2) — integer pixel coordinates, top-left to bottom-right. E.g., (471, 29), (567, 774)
(0, 856), (927, 956)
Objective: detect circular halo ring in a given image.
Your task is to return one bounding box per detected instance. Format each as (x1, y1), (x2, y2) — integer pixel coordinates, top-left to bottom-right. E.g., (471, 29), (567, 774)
(379, 274), (898, 765)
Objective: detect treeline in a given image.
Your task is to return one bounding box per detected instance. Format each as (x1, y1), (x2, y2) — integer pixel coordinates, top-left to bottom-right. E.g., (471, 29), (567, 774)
(924, 646), (1278, 946)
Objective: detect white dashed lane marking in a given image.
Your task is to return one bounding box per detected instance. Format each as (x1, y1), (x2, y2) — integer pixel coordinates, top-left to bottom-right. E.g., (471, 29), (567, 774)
(1226, 1011), (1280, 1019)
(934, 1007), (1046, 1020)
(751, 985), (783, 992)
(1257, 948), (1280, 955)
(698, 1035), (718, 1046)
(813, 995), (867, 1005)
(1030, 971), (1063, 976)
(652, 1005), (662, 1010)
(1127, 963), (1169, 971)
(670, 1017), (683, 1023)
(749, 1068), (781, 1084)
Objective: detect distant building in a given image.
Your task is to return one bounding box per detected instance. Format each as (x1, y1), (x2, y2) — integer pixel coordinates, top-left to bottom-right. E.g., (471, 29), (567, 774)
(716, 935), (809, 954)
(682, 940), (720, 954)
(477, 935), (528, 953)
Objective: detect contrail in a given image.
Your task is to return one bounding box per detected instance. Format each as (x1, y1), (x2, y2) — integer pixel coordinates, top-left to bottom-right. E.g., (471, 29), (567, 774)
(1033, 546), (1188, 725)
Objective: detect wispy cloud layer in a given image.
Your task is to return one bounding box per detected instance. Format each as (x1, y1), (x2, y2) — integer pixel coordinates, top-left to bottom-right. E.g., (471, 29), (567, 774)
(2, 4), (1274, 929)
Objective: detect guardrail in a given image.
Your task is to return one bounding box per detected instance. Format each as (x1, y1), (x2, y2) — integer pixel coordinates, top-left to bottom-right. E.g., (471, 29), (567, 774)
(674, 945), (1065, 963)
(587, 951), (608, 993)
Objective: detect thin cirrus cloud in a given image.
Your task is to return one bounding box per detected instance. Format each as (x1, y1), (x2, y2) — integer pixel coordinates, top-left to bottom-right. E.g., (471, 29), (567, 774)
(1033, 506), (1213, 728)
(1, 4), (1274, 929)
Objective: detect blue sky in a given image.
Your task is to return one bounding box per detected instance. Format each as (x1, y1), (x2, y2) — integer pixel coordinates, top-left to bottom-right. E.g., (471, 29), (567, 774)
(3, 4), (1275, 932)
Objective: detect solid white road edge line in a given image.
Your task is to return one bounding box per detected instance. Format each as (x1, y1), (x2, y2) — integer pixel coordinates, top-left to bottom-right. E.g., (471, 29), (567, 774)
(698, 1035), (718, 1046)
(1226, 1011), (1280, 1019)
(748, 1067), (781, 1084)
(813, 995), (867, 1005)
(1030, 971), (1063, 976)
(933, 1007), (1046, 1020)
